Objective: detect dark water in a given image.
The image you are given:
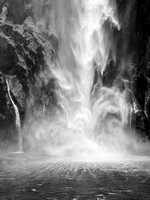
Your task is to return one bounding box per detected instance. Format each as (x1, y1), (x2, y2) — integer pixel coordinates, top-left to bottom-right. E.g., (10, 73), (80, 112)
(0, 153), (150, 200)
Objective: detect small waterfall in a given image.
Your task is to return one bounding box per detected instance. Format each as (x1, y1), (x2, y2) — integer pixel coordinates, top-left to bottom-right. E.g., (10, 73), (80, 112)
(6, 79), (22, 152)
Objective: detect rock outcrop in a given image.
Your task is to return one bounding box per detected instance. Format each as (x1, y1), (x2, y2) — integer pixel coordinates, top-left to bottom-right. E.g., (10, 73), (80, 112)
(0, 1), (57, 149)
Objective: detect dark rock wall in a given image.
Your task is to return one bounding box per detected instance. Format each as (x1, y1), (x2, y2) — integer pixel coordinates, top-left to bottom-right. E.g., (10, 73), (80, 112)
(0, 1), (57, 149)
(115, 0), (150, 135)
(0, 0), (33, 24)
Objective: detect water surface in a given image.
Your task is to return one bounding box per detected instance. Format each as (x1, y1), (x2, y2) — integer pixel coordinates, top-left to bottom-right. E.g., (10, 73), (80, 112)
(0, 153), (150, 200)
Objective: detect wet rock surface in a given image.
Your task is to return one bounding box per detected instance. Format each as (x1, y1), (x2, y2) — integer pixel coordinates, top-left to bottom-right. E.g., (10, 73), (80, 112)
(0, 1), (58, 146)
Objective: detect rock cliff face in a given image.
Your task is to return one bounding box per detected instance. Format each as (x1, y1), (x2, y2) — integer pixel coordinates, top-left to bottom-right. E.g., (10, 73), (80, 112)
(0, 0), (57, 149)
(0, 0), (33, 24)
(104, 0), (150, 135)
(0, 0), (150, 150)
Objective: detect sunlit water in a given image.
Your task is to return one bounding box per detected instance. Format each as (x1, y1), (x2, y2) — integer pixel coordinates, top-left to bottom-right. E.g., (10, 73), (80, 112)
(0, 153), (150, 200)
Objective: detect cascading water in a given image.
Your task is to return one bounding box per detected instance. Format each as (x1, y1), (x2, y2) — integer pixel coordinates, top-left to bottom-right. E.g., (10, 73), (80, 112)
(50, 0), (124, 150)
(53, 0), (119, 130)
(26, 0), (150, 160)
(6, 79), (22, 152)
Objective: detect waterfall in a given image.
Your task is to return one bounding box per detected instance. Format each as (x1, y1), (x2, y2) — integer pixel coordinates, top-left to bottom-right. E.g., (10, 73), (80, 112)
(50, 0), (124, 139)
(6, 79), (22, 151)
(26, 0), (140, 159)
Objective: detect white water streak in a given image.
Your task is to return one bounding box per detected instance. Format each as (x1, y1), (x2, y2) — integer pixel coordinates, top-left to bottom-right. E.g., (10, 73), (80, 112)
(6, 79), (22, 151)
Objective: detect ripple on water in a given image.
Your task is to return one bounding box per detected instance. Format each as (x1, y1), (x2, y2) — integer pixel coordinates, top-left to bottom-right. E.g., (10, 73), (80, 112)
(0, 153), (150, 200)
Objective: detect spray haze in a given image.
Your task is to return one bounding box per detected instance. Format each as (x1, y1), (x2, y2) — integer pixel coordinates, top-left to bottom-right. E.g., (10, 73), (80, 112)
(23, 0), (150, 160)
